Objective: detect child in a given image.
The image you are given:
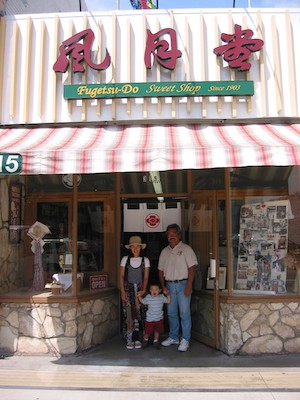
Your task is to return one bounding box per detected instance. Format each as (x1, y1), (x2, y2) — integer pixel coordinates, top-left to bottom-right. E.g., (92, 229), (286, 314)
(137, 282), (170, 349)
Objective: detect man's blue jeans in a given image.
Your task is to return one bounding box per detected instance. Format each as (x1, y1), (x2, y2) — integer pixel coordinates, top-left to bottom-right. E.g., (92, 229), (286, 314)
(166, 280), (191, 341)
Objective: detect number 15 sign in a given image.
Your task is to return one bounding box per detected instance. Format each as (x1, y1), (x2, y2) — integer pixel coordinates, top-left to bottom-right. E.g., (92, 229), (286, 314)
(0, 154), (22, 175)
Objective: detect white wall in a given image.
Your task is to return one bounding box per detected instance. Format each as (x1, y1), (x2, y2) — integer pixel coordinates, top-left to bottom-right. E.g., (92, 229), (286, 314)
(1, 9), (300, 125)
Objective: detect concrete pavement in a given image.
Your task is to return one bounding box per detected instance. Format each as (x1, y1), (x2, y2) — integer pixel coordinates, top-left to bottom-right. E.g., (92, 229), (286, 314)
(0, 336), (300, 399)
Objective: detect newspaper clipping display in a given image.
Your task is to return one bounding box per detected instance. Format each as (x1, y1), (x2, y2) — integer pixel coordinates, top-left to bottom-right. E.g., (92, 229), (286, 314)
(236, 200), (292, 294)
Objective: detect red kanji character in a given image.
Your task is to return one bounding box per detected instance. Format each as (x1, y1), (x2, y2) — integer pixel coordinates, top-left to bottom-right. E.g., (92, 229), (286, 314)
(213, 24), (264, 71)
(53, 29), (111, 73)
(144, 28), (182, 70)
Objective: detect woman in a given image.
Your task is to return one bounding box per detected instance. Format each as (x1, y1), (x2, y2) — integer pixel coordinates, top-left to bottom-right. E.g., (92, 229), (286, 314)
(120, 236), (150, 349)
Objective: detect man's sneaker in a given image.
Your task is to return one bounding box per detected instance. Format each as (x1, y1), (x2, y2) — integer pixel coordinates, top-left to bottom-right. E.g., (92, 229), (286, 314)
(161, 337), (180, 347)
(178, 338), (190, 352)
(134, 341), (142, 349)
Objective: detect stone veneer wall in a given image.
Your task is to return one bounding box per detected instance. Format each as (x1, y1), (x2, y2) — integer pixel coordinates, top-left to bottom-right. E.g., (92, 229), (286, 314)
(0, 177), (24, 294)
(0, 292), (119, 355)
(220, 302), (300, 355)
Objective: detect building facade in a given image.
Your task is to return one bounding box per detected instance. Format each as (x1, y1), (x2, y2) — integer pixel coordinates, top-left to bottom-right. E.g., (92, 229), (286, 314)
(1, 7), (300, 356)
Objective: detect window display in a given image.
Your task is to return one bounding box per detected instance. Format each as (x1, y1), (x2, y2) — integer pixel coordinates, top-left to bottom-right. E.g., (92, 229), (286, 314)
(235, 200), (294, 294)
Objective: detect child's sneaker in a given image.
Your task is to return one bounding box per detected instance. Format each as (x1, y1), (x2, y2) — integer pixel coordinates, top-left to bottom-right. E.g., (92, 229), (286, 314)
(126, 341), (134, 350)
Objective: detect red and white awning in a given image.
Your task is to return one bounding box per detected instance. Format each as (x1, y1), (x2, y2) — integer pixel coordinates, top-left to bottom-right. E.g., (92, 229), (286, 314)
(1, 124), (300, 174)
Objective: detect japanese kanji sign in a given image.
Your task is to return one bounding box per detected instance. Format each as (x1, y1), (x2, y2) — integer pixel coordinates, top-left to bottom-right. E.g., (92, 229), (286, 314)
(53, 25), (263, 74)
(144, 28), (182, 70)
(213, 24), (264, 71)
(53, 29), (111, 73)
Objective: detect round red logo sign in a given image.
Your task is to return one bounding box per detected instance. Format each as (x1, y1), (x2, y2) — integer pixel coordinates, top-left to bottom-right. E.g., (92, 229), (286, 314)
(145, 213), (160, 228)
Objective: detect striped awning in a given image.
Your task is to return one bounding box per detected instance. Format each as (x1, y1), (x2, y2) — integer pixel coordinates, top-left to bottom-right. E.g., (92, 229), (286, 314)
(1, 123), (300, 175)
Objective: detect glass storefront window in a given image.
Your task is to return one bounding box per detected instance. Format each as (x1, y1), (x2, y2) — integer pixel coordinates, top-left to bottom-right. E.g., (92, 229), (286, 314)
(0, 177), (25, 294)
(3, 167), (300, 299)
(0, 174), (116, 297)
(193, 168), (224, 190)
(78, 174), (115, 192)
(37, 202), (69, 275)
(27, 173), (115, 193)
(230, 166), (300, 296)
(32, 199), (107, 293)
(77, 201), (104, 272)
(121, 170), (187, 194)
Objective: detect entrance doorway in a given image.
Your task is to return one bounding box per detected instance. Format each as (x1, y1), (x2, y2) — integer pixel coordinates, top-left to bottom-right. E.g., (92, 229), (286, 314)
(121, 194), (221, 349)
(121, 199), (182, 284)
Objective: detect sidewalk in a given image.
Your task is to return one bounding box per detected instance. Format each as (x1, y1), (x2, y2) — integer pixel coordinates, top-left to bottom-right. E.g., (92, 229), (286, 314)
(1, 336), (300, 400)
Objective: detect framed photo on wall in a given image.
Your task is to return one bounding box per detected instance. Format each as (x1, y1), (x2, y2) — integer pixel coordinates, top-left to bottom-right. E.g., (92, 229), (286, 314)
(9, 183), (22, 244)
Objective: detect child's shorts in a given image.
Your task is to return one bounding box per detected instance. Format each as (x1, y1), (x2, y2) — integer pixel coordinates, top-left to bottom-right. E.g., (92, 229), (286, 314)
(145, 319), (164, 335)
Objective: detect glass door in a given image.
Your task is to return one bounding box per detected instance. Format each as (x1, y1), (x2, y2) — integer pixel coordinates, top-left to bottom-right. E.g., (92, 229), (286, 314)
(189, 193), (220, 348)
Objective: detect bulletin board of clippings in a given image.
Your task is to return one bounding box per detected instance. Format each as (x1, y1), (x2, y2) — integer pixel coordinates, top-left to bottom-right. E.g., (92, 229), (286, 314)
(235, 200), (293, 294)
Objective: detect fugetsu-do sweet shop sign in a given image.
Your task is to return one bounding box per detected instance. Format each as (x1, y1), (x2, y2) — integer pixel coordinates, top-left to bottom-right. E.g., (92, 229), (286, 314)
(53, 24), (264, 100)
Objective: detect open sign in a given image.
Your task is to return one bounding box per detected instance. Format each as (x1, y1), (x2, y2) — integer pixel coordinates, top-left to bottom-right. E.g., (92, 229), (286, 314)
(90, 275), (108, 290)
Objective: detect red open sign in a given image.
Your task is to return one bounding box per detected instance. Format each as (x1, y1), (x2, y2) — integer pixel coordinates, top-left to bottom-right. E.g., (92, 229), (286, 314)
(89, 275), (108, 290)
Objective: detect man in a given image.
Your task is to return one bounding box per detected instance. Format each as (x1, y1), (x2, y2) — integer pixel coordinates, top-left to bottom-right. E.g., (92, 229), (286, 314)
(158, 223), (198, 352)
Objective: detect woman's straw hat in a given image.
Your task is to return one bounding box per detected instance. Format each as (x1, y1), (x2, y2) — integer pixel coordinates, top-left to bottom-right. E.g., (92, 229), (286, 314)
(125, 236), (146, 249)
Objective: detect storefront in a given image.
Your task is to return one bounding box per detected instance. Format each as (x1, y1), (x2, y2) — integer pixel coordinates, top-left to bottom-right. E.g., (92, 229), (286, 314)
(1, 8), (300, 356)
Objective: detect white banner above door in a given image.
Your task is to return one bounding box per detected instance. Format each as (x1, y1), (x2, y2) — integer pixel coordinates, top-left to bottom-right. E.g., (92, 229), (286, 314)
(123, 202), (181, 232)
